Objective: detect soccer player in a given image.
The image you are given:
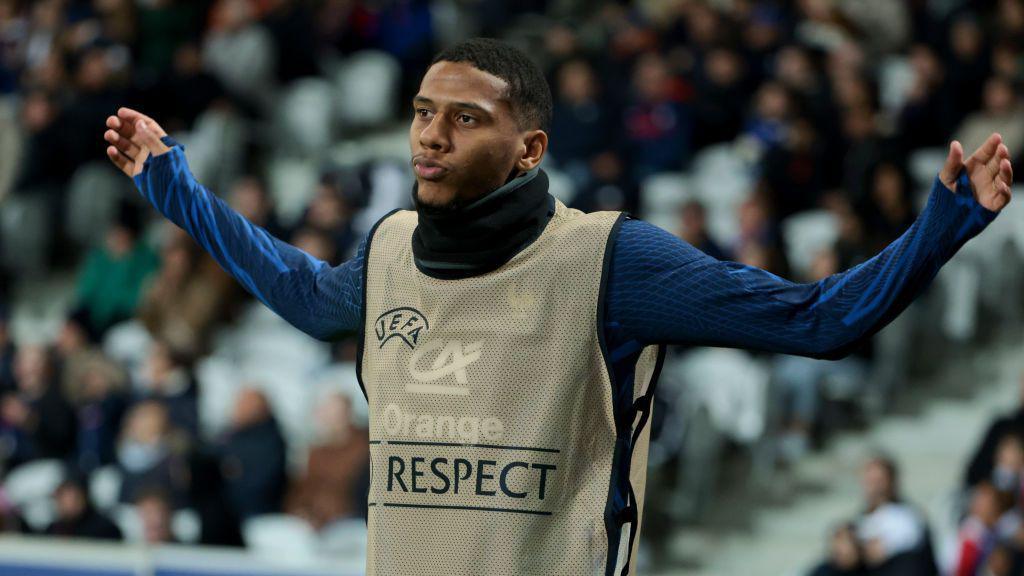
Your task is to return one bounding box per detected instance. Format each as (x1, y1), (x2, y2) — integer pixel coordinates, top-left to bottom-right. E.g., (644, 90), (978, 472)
(103, 38), (1012, 576)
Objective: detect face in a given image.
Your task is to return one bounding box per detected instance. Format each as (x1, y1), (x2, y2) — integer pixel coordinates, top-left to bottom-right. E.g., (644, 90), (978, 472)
(861, 460), (893, 504)
(410, 61), (546, 209)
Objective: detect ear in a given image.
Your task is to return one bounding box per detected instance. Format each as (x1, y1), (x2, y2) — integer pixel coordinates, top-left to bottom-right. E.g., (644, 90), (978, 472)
(515, 129), (548, 172)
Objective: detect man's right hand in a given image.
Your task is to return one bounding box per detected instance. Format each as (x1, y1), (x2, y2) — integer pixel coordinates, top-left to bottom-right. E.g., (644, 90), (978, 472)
(103, 107), (172, 177)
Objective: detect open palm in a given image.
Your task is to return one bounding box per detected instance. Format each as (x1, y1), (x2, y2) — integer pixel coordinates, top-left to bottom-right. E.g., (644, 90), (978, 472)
(940, 133), (1014, 212)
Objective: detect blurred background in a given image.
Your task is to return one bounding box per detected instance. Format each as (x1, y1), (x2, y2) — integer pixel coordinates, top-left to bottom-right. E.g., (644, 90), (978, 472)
(0, 0), (1023, 575)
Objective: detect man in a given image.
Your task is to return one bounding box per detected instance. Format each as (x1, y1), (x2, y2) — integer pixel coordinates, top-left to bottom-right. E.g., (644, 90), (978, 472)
(102, 38), (1012, 576)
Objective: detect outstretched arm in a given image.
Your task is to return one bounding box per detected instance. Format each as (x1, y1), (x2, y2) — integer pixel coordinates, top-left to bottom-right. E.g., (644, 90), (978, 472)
(104, 108), (363, 341)
(607, 135), (1013, 359)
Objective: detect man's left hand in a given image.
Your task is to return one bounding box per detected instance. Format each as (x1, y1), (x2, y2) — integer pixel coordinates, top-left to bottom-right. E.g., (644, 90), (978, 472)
(940, 133), (1014, 212)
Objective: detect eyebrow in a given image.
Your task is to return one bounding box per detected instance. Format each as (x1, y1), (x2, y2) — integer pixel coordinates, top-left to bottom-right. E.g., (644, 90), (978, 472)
(413, 95), (491, 115)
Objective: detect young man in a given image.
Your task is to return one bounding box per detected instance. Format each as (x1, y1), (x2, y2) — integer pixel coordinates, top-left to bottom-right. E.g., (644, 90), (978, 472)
(103, 38), (1012, 576)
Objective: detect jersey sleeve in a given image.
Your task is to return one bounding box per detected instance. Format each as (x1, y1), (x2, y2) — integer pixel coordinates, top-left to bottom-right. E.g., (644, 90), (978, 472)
(605, 174), (998, 359)
(132, 139), (363, 341)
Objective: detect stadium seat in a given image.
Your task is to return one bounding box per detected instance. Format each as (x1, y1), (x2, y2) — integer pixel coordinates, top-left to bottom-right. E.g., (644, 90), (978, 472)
(266, 157), (319, 227)
(0, 190), (50, 275)
(113, 504), (143, 542)
(88, 466), (123, 513)
(666, 347), (769, 444)
(64, 162), (130, 249)
(4, 459), (64, 507)
(172, 509), (202, 544)
(640, 172), (691, 232)
(690, 144), (754, 244)
(279, 78), (336, 157)
(318, 518), (368, 559)
(781, 209), (840, 280)
(332, 51), (401, 130)
(102, 319), (154, 374)
(242, 514), (318, 559)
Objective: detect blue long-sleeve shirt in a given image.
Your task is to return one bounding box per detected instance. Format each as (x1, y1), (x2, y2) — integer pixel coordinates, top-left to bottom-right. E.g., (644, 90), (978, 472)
(133, 141), (997, 362)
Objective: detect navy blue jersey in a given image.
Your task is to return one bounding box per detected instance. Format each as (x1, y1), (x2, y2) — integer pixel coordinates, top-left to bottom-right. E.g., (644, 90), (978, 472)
(134, 139), (997, 359)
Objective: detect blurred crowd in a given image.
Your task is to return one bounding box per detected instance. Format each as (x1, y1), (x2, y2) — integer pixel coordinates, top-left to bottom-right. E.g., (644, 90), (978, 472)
(0, 0), (1020, 570)
(811, 375), (1024, 576)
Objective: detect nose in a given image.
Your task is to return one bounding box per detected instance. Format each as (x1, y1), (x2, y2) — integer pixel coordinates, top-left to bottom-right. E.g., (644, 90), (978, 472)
(418, 114), (451, 152)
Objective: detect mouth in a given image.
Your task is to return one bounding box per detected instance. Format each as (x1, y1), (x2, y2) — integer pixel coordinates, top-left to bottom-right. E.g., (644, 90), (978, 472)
(412, 157), (450, 181)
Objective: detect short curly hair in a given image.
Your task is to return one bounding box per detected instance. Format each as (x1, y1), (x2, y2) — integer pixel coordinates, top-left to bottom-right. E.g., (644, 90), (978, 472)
(432, 37), (553, 133)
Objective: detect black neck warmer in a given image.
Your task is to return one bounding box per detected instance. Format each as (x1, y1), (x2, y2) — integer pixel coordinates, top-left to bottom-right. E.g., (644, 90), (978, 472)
(411, 167), (555, 279)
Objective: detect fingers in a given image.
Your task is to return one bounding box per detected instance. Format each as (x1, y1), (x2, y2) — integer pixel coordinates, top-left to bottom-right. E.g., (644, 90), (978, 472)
(117, 107), (166, 138)
(104, 128), (140, 158)
(106, 145), (133, 176)
(968, 132), (1003, 167)
(1000, 157), (1014, 187)
(940, 140), (964, 190)
(133, 119), (169, 154)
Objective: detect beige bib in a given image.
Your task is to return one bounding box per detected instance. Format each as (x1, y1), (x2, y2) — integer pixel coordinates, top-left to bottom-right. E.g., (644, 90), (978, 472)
(359, 200), (662, 575)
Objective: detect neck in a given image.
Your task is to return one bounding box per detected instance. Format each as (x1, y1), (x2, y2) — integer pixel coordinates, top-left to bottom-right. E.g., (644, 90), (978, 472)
(411, 167), (554, 279)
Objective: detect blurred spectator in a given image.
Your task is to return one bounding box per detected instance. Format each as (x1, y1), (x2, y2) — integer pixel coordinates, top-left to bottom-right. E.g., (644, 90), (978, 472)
(142, 42), (227, 134)
(991, 434), (1024, 503)
(45, 474), (121, 541)
(692, 47), (748, 148)
(228, 175), (287, 240)
(809, 523), (865, 576)
(899, 45), (954, 150)
(953, 482), (1017, 576)
(217, 388), (287, 523)
(297, 177), (356, 262)
(676, 200), (728, 261)
(0, 306), (15, 392)
(67, 353), (128, 475)
(954, 76), (1024, 163)
(549, 58), (613, 180)
(945, 15), (990, 131)
(261, 0), (320, 84)
(855, 456), (932, 573)
(116, 400), (190, 508)
(861, 162), (915, 252)
(133, 339), (198, 438)
(286, 392), (368, 529)
(966, 374), (1024, 488)
(0, 345), (76, 466)
(203, 0), (276, 112)
(72, 200), (159, 339)
(138, 237), (225, 357)
(134, 486), (176, 545)
(623, 51), (692, 182)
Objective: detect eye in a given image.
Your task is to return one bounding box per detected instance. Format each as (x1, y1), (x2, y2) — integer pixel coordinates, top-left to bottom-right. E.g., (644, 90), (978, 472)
(457, 113), (476, 125)
(415, 107), (433, 119)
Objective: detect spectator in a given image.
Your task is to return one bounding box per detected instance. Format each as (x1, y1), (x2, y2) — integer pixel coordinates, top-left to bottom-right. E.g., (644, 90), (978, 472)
(0, 305), (15, 392)
(217, 388), (287, 523)
(116, 400), (190, 508)
(676, 200), (728, 261)
(0, 344), (76, 466)
(45, 474), (121, 541)
(286, 392), (369, 529)
(954, 76), (1024, 164)
(133, 339), (198, 438)
(809, 523), (865, 576)
(227, 176), (288, 240)
(203, 0), (276, 112)
(138, 238), (225, 357)
(67, 353), (128, 475)
(134, 487), (177, 545)
(622, 51), (692, 182)
(548, 58), (613, 180)
(953, 482), (1016, 576)
(966, 373), (1024, 488)
(72, 200), (160, 339)
(991, 434), (1024, 505)
(856, 456), (932, 572)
